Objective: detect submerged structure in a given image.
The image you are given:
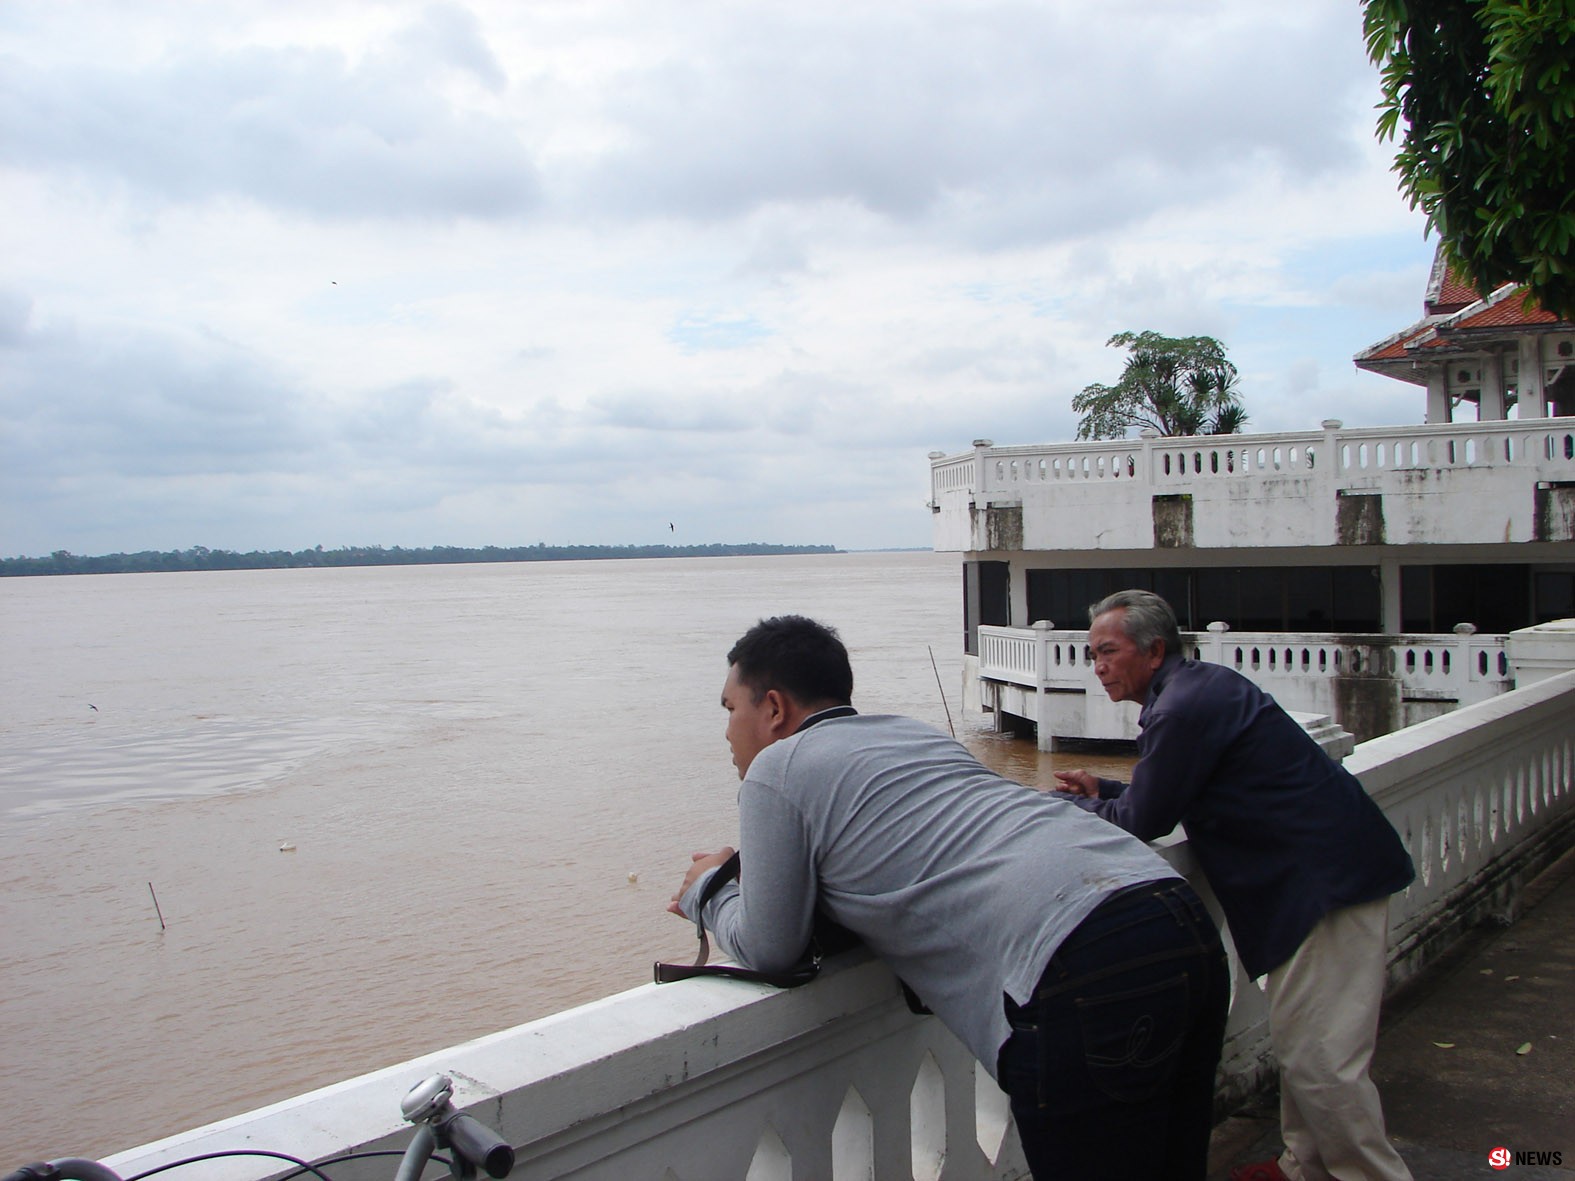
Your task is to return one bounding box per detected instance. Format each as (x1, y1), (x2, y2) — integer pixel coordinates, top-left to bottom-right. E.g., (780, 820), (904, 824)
(928, 251), (1575, 746)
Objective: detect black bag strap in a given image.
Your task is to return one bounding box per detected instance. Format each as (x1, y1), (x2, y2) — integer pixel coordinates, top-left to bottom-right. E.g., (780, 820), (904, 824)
(653, 958), (821, 988)
(653, 705), (859, 990)
(654, 851), (825, 987)
(688, 850), (741, 968)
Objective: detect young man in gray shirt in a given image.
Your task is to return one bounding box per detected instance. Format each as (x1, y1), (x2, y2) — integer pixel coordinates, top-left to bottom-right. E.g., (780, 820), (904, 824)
(670, 615), (1229, 1180)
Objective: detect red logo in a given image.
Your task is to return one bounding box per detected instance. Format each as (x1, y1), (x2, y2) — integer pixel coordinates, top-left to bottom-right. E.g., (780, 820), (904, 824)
(1490, 1147), (1512, 1169)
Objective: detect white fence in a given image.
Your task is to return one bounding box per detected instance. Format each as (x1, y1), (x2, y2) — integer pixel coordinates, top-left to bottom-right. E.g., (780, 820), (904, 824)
(931, 418), (1575, 504)
(1352, 670), (1575, 981)
(106, 675), (1575, 1181)
(976, 624), (1512, 745)
(977, 626), (1511, 697)
(929, 417), (1575, 554)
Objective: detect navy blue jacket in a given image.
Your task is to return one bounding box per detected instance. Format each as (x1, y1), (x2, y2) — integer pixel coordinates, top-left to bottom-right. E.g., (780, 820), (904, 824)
(1081, 655), (1414, 978)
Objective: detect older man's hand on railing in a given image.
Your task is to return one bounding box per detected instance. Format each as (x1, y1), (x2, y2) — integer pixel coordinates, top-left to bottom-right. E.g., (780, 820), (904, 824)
(1052, 769), (1101, 798)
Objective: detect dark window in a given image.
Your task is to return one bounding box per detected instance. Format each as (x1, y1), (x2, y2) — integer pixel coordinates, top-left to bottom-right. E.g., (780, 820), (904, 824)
(1024, 566), (1384, 635)
(1025, 569), (1057, 629)
(964, 561), (1011, 654)
(1468, 566), (1529, 633)
(1026, 569), (1099, 630)
(1152, 570), (1193, 628)
(1400, 565), (1535, 632)
(1433, 566), (1477, 632)
(1331, 567), (1382, 633)
(1401, 566), (1432, 632)
(1287, 569), (1334, 631)
(1534, 571), (1575, 623)
(1026, 569), (1172, 630)
(1238, 568), (1283, 631)
(1195, 569), (1237, 628)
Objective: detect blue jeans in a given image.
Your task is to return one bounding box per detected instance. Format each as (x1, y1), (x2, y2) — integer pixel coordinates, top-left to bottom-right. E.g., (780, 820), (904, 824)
(997, 879), (1229, 1181)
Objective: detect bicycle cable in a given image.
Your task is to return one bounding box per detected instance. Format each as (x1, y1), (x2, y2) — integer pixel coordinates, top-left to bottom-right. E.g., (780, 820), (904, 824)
(122, 1148), (449, 1181)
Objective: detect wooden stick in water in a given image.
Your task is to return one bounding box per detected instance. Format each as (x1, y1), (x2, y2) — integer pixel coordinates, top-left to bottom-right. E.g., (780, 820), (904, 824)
(148, 881), (166, 931)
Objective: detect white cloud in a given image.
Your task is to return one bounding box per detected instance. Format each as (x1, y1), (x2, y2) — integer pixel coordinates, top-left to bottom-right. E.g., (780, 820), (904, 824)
(0, 0), (1442, 558)
(0, 37), (537, 219)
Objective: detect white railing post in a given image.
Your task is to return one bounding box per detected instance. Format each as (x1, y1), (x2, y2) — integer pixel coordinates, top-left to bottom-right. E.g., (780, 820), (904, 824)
(1031, 619), (1054, 690)
(973, 438), (994, 498)
(1200, 620), (1229, 665)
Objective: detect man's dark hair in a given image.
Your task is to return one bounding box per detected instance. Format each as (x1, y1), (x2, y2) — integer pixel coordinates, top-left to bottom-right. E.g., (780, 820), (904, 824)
(727, 615), (854, 706)
(1089, 589), (1182, 657)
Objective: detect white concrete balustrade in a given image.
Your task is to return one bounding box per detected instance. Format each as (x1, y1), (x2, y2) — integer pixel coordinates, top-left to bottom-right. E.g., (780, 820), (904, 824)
(977, 624), (1515, 745)
(1353, 669), (1575, 985)
(935, 419), (1575, 498)
(929, 417), (1575, 553)
(106, 674), (1575, 1181)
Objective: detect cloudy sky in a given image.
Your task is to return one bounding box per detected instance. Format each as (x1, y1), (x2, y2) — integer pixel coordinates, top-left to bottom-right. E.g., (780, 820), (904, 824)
(1, 0), (1440, 558)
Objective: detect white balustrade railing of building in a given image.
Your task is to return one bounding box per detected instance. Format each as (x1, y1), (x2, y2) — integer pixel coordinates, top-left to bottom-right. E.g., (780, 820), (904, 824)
(930, 417), (1575, 504)
(106, 674), (1575, 1181)
(1351, 669), (1575, 981)
(977, 626), (1511, 704)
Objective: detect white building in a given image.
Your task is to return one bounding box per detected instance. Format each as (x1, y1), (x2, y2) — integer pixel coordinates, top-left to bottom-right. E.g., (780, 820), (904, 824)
(928, 253), (1575, 746)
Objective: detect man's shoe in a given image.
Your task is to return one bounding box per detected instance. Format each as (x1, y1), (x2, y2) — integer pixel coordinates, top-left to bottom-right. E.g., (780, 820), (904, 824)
(1228, 1160), (1289, 1181)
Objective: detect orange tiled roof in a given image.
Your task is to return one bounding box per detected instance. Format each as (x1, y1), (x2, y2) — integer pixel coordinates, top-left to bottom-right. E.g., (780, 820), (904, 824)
(1426, 266), (1482, 316)
(1362, 332), (1424, 362)
(1355, 247), (1568, 375)
(1452, 293), (1559, 331)
(1409, 286), (1560, 351)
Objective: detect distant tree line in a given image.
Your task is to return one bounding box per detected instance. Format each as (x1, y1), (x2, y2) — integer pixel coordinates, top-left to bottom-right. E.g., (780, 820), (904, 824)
(0, 542), (840, 577)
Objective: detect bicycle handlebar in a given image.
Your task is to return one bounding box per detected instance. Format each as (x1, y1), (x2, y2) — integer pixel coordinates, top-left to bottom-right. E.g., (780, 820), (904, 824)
(6, 1072), (514, 1181)
(438, 1114), (513, 1181)
(4, 1160), (123, 1181)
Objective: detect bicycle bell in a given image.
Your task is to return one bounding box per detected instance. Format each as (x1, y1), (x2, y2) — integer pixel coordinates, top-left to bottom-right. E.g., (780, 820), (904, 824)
(401, 1074), (455, 1124)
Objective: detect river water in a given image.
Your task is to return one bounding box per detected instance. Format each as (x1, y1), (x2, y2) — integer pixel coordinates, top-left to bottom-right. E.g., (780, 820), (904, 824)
(0, 552), (1131, 1163)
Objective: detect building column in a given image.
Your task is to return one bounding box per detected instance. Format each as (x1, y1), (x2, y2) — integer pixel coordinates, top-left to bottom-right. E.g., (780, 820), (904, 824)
(1379, 559), (1404, 633)
(1518, 337), (1547, 417)
(1480, 354), (1507, 420)
(1426, 371), (1451, 424)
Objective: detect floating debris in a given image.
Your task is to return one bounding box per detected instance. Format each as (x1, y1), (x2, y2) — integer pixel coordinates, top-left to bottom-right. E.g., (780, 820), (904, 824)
(1432, 1042), (1456, 1049)
(279, 842), (297, 853)
(1516, 1042), (1533, 1056)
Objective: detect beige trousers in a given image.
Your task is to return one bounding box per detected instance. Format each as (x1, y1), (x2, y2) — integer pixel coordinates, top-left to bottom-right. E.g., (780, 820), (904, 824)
(1265, 898), (1413, 1181)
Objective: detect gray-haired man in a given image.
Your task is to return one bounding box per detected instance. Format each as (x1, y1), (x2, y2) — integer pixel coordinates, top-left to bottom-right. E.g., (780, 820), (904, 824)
(1055, 590), (1415, 1181)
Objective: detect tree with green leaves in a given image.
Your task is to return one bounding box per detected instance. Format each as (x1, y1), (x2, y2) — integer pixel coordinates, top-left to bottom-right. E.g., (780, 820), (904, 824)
(1364, 0), (1575, 318)
(1071, 331), (1247, 440)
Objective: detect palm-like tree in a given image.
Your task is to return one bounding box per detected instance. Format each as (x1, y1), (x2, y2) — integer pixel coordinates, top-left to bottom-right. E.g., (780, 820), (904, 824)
(1072, 331), (1248, 439)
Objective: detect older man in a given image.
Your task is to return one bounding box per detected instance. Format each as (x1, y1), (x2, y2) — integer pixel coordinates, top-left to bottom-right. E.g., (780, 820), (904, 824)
(1054, 590), (1415, 1181)
(672, 614), (1228, 1180)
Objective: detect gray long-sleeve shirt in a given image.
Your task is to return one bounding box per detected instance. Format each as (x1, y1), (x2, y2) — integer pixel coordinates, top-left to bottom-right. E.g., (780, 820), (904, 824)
(682, 712), (1181, 1073)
